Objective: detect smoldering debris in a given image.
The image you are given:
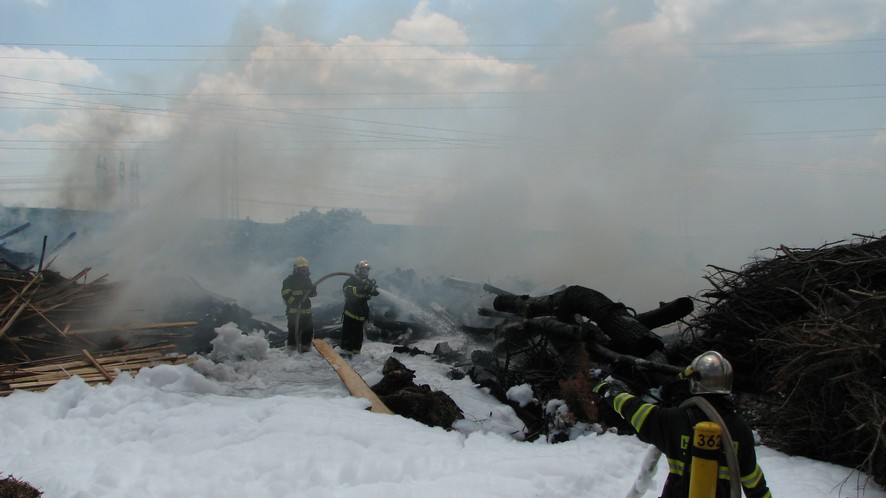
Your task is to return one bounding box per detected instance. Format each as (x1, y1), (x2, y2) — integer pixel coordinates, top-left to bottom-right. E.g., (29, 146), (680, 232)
(457, 284), (693, 442)
(371, 356), (463, 430)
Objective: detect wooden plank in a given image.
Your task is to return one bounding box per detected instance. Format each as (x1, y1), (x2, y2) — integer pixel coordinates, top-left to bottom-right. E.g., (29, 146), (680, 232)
(0, 271), (40, 317)
(0, 301), (29, 339)
(26, 301), (68, 337)
(66, 321), (198, 335)
(312, 339), (394, 415)
(81, 349), (114, 382)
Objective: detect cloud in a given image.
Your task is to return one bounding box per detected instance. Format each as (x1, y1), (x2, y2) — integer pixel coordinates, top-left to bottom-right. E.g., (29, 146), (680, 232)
(393, 0), (469, 45)
(607, 0), (886, 50)
(242, 26), (544, 95)
(0, 45), (102, 93)
(606, 0), (723, 54)
(725, 1), (886, 43)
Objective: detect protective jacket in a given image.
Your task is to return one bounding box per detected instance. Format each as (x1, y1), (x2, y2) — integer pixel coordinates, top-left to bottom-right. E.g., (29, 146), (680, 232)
(342, 275), (374, 321)
(281, 272), (316, 316)
(599, 384), (771, 498)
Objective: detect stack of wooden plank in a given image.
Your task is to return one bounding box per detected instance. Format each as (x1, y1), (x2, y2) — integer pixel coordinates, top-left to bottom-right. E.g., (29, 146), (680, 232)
(0, 344), (190, 395)
(1, 261), (200, 394)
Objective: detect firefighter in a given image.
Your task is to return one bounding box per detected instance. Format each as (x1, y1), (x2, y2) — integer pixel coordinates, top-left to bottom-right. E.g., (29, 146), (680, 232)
(593, 351), (772, 498)
(281, 256), (317, 353)
(340, 260), (378, 356)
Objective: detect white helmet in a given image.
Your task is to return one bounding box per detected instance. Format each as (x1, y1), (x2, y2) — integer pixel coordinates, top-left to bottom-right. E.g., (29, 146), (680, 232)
(682, 351), (734, 394)
(355, 260), (371, 276)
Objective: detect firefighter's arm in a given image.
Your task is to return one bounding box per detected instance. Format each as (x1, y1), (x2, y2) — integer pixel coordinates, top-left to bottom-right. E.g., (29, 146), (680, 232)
(361, 279), (379, 296)
(285, 288), (306, 305)
(344, 283), (366, 299)
(740, 464), (771, 498)
(736, 433), (772, 498)
(592, 380), (665, 443)
(282, 286), (291, 303)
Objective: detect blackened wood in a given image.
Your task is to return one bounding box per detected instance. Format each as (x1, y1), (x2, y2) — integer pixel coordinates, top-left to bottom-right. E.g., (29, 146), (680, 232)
(493, 285), (664, 357)
(635, 297), (694, 330)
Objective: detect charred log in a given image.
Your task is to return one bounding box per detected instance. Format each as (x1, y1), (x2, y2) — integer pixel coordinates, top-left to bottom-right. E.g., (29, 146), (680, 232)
(482, 283), (515, 296)
(477, 307), (511, 318)
(492, 285), (665, 357)
(635, 297), (694, 330)
(497, 316), (682, 378)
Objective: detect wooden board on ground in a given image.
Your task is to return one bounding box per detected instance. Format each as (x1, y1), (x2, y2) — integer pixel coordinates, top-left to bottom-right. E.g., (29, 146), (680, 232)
(312, 339), (394, 415)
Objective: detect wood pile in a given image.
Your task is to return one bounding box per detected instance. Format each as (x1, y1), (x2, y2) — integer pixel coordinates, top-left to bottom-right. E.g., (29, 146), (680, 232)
(0, 344), (190, 395)
(675, 234), (886, 485)
(1, 262), (196, 394)
(1, 262), (118, 362)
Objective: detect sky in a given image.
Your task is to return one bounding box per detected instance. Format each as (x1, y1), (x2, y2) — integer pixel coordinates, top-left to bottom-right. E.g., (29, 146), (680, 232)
(1, 0), (886, 310)
(2, 322), (885, 498)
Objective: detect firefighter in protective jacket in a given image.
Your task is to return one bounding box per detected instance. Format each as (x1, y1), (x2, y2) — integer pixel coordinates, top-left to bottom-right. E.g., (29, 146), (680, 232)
(593, 351), (771, 498)
(281, 256), (317, 353)
(340, 260), (378, 355)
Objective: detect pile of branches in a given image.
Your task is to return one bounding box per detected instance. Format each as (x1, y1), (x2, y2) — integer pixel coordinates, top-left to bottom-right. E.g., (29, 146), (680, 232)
(675, 234), (886, 484)
(0, 473), (41, 497)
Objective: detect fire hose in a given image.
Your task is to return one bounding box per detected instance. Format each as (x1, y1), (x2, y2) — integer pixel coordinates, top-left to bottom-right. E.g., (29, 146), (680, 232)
(625, 396), (741, 498)
(291, 271), (373, 348)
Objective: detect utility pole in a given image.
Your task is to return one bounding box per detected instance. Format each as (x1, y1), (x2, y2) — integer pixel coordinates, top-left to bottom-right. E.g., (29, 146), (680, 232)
(118, 160), (126, 212)
(231, 133), (240, 220)
(95, 154), (108, 211)
(218, 133), (240, 220)
(130, 161), (140, 211)
(219, 148), (228, 219)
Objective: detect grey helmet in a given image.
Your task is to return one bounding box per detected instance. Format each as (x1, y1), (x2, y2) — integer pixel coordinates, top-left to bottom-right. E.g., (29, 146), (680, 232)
(355, 260), (371, 277)
(683, 351), (734, 394)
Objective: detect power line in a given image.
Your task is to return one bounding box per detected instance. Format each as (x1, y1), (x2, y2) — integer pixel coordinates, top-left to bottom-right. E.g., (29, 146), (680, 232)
(4, 38), (886, 48)
(2, 49), (885, 63)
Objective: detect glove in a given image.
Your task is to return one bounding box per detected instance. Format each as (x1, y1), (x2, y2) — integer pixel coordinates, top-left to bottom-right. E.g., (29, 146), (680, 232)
(592, 378), (630, 399)
(309, 286), (317, 297)
(361, 279), (379, 296)
(592, 380), (610, 396)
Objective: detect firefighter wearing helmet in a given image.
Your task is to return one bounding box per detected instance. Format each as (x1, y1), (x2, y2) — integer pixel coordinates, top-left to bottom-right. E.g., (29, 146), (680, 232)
(592, 351), (771, 498)
(281, 256), (317, 353)
(340, 260), (378, 356)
